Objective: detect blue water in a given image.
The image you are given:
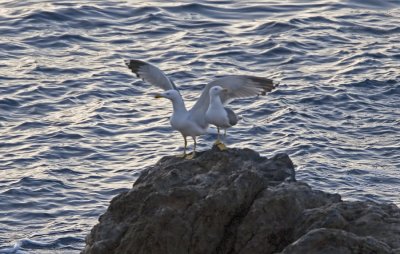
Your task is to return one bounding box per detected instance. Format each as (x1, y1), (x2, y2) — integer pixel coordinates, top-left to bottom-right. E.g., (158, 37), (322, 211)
(0, 0), (399, 252)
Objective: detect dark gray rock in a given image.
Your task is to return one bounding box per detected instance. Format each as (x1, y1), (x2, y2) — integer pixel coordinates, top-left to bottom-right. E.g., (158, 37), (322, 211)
(280, 228), (392, 254)
(82, 147), (400, 254)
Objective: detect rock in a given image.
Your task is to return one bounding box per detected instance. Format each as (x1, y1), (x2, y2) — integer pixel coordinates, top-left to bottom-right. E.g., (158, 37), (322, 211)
(280, 228), (393, 254)
(82, 147), (400, 254)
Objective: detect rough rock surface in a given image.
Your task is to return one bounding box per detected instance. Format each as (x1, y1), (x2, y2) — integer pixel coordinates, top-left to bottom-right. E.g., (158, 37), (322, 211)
(82, 147), (400, 254)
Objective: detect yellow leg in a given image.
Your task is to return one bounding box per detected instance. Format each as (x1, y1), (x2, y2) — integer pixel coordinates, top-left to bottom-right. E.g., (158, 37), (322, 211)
(186, 137), (196, 159)
(213, 127), (227, 150)
(176, 136), (187, 158)
(214, 127), (222, 145)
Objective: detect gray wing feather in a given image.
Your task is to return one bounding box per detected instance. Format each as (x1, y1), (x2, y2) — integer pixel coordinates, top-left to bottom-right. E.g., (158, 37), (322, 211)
(218, 75), (276, 103)
(125, 59), (178, 91)
(189, 75), (276, 128)
(225, 107), (238, 126)
(168, 78), (178, 90)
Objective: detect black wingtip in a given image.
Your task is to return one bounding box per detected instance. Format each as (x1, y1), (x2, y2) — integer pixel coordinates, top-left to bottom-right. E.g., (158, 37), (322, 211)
(124, 59), (147, 75)
(249, 76), (277, 94)
(265, 81), (279, 94)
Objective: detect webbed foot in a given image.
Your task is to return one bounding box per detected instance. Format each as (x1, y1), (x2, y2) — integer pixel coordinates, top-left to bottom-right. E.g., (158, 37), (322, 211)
(217, 142), (228, 151)
(186, 153), (196, 159)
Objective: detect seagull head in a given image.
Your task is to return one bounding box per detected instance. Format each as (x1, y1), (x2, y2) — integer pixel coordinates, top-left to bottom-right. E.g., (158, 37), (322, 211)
(154, 90), (181, 101)
(210, 86), (228, 96)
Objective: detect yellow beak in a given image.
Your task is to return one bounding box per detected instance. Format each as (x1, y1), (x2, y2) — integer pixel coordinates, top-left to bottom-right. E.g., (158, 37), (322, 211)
(154, 94), (163, 99)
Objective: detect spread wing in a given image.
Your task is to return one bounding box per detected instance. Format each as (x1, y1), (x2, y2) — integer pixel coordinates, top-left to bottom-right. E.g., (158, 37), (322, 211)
(125, 59), (178, 91)
(189, 75), (277, 128)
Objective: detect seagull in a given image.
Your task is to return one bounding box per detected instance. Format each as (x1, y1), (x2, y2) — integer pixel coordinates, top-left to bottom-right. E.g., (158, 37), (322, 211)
(205, 86), (238, 150)
(125, 59), (277, 158)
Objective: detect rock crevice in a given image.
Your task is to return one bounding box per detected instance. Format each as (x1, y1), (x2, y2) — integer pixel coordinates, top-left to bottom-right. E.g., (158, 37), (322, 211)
(83, 147), (400, 254)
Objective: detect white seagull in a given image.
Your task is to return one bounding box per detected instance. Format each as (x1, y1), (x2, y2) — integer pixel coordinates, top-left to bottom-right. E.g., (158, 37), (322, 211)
(205, 86), (239, 150)
(125, 59), (277, 158)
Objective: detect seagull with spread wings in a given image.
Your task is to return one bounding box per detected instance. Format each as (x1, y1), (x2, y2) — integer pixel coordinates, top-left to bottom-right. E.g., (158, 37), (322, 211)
(125, 59), (276, 158)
